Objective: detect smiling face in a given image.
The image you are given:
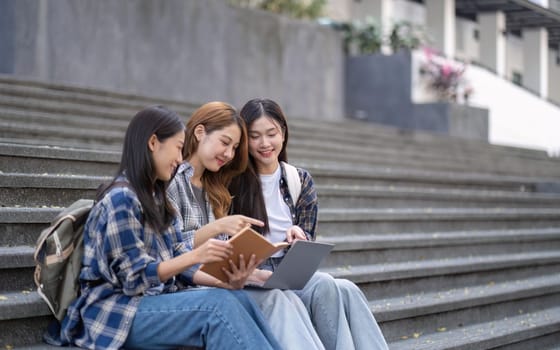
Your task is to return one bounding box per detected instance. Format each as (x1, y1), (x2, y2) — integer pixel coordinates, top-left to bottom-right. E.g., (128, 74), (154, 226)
(149, 130), (185, 181)
(191, 122), (242, 173)
(247, 115), (285, 175)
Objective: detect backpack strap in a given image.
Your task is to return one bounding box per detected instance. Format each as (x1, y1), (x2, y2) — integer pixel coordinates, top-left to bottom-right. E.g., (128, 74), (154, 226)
(281, 161), (302, 204)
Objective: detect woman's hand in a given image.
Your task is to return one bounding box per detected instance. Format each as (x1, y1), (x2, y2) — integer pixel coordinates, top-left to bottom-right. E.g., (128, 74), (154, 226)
(285, 225), (307, 243)
(214, 215), (264, 236)
(221, 254), (260, 289)
(193, 238), (233, 264)
(245, 269), (273, 287)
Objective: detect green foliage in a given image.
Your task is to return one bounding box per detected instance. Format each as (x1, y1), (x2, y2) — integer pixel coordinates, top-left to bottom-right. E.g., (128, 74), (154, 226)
(327, 19), (428, 56)
(230, 0), (326, 20)
(336, 17), (382, 55)
(389, 21), (427, 52)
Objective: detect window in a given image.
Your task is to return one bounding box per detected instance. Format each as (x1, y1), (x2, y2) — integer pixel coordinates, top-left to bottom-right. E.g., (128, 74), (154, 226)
(512, 71), (523, 86)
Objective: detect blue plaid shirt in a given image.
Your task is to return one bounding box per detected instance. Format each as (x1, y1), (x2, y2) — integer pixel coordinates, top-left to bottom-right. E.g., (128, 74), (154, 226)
(278, 163), (318, 240)
(167, 162), (229, 248)
(60, 181), (197, 349)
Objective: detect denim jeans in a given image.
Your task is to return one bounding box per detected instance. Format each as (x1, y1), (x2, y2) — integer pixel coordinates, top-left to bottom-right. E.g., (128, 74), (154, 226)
(294, 273), (389, 350)
(262, 258), (388, 350)
(123, 288), (282, 350)
(244, 288), (325, 350)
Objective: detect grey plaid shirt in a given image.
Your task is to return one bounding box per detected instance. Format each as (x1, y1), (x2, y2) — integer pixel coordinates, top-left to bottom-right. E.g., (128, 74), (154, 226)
(167, 162), (229, 248)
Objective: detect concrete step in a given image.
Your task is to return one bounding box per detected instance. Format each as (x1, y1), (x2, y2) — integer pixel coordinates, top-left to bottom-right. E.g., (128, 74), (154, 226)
(0, 173), (110, 207)
(318, 207), (560, 235)
(0, 106), (130, 130)
(376, 277), (560, 344)
(307, 162), (554, 192)
(289, 134), (560, 178)
(0, 142), (119, 175)
(371, 273), (560, 323)
(3, 142), (556, 193)
(3, 172), (560, 209)
(321, 228), (560, 267)
(2, 258), (558, 348)
(316, 184), (560, 208)
(0, 73), (549, 161)
(0, 120), (125, 147)
(388, 304), (560, 350)
(4, 207), (560, 244)
(323, 251), (560, 287)
(288, 117), (553, 161)
(4, 104), (556, 178)
(3, 113), (559, 178)
(0, 76), (197, 117)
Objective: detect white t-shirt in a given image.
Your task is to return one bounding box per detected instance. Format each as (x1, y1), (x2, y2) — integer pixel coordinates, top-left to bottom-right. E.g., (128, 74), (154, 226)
(260, 166), (293, 257)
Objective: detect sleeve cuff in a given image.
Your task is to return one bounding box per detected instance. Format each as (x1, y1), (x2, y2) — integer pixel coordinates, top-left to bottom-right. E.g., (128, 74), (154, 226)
(145, 262), (161, 286)
(180, 263), (201, 285)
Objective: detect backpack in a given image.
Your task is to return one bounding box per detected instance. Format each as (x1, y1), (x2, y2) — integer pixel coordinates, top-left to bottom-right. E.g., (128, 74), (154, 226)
(282, 161), (302, 203)
(33, 181), (128, 322)
(33, 199), (94, 321)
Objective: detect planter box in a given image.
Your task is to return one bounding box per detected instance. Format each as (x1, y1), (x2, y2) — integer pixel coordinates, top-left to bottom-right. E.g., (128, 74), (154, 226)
(345, 51), (488, 141)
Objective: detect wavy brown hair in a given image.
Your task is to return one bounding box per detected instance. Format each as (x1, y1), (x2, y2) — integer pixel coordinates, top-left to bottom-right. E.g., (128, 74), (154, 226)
(183, 102), (248, 218)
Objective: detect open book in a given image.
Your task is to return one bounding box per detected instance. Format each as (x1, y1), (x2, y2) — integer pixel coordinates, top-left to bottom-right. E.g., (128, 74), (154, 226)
(199, 226), (289, 283)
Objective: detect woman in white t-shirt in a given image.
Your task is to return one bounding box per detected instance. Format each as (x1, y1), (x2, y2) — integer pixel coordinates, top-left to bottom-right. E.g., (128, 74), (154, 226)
(229, 98), (389, 350)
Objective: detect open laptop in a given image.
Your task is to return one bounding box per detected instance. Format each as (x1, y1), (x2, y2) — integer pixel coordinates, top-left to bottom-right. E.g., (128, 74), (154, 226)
(249, 240), (334, 290)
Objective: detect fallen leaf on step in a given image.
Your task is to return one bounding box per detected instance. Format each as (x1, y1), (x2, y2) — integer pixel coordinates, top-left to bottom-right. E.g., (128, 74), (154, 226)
(0, 295), (8, 301)
(437, 327), (447, 332)
(413, 332), (421, 338)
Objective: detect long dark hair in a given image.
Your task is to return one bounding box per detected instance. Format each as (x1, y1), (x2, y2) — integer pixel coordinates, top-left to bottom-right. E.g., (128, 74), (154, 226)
(184, 101), (248, 219)
(113, 105), (185, 232)
(229, 98), (289, 234)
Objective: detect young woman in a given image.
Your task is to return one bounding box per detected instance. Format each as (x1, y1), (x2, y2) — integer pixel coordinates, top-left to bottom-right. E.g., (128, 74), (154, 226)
(229, 98), (389, 350)
(167, 101), (325, 350)
(58, 106), (281, 350)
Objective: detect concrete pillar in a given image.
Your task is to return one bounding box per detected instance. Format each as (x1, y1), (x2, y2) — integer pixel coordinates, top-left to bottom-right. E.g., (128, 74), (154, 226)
(425, 0), (456, 58)
(479, 11), (507, 77)
(523, 27), (549, 98)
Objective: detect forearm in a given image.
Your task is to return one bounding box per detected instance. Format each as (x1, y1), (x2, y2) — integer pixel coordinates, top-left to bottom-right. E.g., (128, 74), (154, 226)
(157, 250), (200, 282)
(193, 221), (224, 247)
(193, 270), (230, 289)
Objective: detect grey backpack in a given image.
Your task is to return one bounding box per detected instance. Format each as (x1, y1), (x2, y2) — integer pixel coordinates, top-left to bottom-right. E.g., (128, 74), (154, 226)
(33, 199), (94, 321)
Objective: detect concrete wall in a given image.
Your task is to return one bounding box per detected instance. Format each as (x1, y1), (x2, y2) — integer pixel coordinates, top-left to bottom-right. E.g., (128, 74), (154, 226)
(0, 0), (344, 120)
(466, 63), (560, 155)
(548, 49), (560, 105)
(455, 17), (479, 63)
(506, 34), (524, 82)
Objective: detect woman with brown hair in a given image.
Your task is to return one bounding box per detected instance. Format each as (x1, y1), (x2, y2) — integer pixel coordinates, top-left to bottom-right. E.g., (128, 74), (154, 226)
(167, 101), (325, 350)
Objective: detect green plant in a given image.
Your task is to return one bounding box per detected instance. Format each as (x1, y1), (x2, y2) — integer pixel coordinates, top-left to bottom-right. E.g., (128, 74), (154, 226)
(389, 21), (427, 52)
(229, 0), (326, 20)
(331, 17), (382, 55)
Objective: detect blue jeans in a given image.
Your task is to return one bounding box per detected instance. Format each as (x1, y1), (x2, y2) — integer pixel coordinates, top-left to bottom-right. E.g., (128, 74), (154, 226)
(295, 273), (388, 350)
(262, 259), (388, 350)
(244, 288), (325, 350)
(123, 288), (282, 350)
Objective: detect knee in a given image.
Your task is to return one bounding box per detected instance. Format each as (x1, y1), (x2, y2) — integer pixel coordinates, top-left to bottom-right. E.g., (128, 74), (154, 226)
(308, 272), (338, 298)
(336, 278), (362, 295)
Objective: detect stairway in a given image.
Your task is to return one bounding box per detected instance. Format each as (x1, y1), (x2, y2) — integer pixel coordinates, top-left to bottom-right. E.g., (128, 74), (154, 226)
(1, 74), (560, 349)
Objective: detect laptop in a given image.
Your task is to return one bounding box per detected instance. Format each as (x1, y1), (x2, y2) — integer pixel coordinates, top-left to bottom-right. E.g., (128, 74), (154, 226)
(249, 240), (334, 290)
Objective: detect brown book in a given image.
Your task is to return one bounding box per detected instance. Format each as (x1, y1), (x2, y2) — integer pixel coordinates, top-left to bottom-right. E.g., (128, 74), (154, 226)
(200, 226), (289, 283)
